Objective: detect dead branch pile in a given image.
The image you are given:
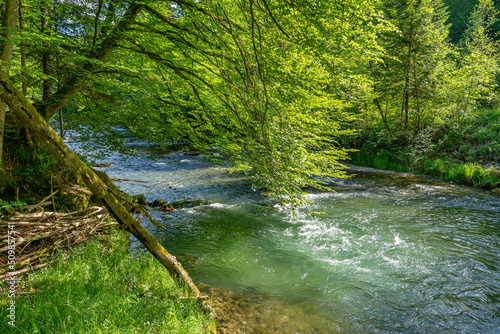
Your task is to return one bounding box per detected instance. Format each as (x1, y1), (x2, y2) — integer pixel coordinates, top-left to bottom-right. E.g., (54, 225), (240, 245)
(0, 205), (118, 279)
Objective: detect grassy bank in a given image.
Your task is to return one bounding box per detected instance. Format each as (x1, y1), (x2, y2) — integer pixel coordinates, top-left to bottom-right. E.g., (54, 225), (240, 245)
(345, 108), (500, 189)
(0, 228), (215, 333)
(350, 151), (500, 189)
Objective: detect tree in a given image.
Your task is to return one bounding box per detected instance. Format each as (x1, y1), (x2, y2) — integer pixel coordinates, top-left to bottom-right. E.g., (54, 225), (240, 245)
(0, 0), (19, 170)
(444, 0), (478, 43)
(368, 0), (452, 133)
(440, 0), (499, 119)
(0, 0), (389, 311)
(54, 0), (388, 205)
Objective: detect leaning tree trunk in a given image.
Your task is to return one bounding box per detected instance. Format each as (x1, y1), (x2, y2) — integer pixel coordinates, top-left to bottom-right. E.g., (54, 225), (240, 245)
(0, 0), (212, 314)
(0, 75), (213, 313)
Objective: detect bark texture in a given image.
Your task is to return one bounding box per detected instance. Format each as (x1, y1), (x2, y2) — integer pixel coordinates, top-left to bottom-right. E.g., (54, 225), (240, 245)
(0, 0), (19, 169)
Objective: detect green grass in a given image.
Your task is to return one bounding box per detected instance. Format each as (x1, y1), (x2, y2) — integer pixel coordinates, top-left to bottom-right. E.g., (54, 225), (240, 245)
(350, 151), (500, 188)
(0, 229), (215, 334)
(444, 162), (500, 186)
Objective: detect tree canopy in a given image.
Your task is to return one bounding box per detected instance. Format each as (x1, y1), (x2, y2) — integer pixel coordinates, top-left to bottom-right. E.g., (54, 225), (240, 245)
(0, 0), (498, 205)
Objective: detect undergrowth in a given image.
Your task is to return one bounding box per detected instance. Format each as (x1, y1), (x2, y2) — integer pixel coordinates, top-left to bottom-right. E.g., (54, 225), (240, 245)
(346, 108), (500, 188)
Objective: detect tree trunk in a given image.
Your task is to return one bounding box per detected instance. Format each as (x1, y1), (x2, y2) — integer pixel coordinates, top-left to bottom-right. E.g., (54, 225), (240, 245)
(41, 1), (51, 103)
(19, 0), (27, 97)
(403, 78), (409, 132)
(0, 0), (19, 170)
(19, 0), (33, 149)
(38, 3), (143, 120)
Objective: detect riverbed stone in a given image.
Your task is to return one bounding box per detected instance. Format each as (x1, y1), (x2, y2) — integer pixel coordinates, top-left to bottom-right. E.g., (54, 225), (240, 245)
(131, 194), (146, 206)
(150, 199), (167, 207)
(478, 181), (494, 190)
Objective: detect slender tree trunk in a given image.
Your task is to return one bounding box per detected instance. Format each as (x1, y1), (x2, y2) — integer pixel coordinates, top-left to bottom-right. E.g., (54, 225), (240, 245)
(19, 0), (32, 147)
(0, 0), (19, 170)
(19, 0), (26, 97)
(41, 1), (51, 103)
(101, 0), (116, 36)
(413, 64), (421, 131)
(93, 0), (104, 46)
(403, 77), (409, 131)
(369, 61), (388, 129)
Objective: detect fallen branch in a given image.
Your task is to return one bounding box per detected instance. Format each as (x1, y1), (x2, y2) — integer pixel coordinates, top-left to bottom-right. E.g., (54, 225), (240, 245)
(24, 190), (59, 213)
(0, 263), (49, 280)
(112, 178), (151, 183)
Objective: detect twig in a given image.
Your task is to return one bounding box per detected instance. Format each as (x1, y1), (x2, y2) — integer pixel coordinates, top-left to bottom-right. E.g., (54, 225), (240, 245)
(25, 191), (59, 214)
(0, 226), (74, 253)
(0, 245), (55, 274)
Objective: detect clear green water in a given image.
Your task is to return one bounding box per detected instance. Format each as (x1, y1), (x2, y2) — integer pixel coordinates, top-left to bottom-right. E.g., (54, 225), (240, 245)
(87, 144), (500, 333)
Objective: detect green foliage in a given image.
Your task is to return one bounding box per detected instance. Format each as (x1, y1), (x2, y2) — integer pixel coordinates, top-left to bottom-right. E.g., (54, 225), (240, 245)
(2, 0), (499, 203)
(0, 199), (26, 210)
(47, 0), (391, 205)
(0, 230), (214, 333)
(17, 145), (58, 183)
(444, 162), (499, 185)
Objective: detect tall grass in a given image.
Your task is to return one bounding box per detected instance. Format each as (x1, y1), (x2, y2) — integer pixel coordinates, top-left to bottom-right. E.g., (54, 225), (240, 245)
(350, 151), (500, 187)
(444, 162), (500, 186)
(0, 230), (215, 334)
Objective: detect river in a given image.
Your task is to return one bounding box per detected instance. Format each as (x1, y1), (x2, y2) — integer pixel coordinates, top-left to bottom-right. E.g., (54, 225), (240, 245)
(78, 140), (500, 333)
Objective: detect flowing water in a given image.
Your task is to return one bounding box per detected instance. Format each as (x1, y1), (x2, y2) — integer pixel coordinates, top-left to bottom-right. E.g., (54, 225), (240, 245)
(76, 140), (500, 333)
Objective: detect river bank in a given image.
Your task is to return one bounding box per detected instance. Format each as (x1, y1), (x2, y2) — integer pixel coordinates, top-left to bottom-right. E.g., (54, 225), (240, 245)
(347, 154), (500, 194)
(342, 107), (500, 194)
(0, 226), (216, 333)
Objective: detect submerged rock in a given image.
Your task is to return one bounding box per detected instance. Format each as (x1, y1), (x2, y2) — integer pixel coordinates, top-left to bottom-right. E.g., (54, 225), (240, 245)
(91, 162), (111, 167)
(159, 205), (175, 212)
(199, 286), (340, 334)
(149, 199), (175, 211)
(170, 199), (212, 208)
(150, 199), (167, 207)
(131, 194), (146, 206)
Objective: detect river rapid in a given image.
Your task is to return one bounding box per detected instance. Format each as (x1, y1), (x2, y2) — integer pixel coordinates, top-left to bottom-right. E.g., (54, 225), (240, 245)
(79, 141), (500, 333)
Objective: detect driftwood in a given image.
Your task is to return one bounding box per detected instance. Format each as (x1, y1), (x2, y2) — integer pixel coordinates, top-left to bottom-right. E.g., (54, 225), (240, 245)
(0, 206), (118, 279)
(112, 178), (151, 183)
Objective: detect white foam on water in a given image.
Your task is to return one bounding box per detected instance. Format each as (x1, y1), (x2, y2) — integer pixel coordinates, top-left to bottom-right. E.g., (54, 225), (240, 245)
(207, 203), (236, 209)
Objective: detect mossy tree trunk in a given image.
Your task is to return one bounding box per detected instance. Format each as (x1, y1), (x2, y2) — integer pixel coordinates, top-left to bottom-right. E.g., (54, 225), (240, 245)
(0, 74), (209, 305)
(0, 0), (212, 313)
(0, 0), (19, 170)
